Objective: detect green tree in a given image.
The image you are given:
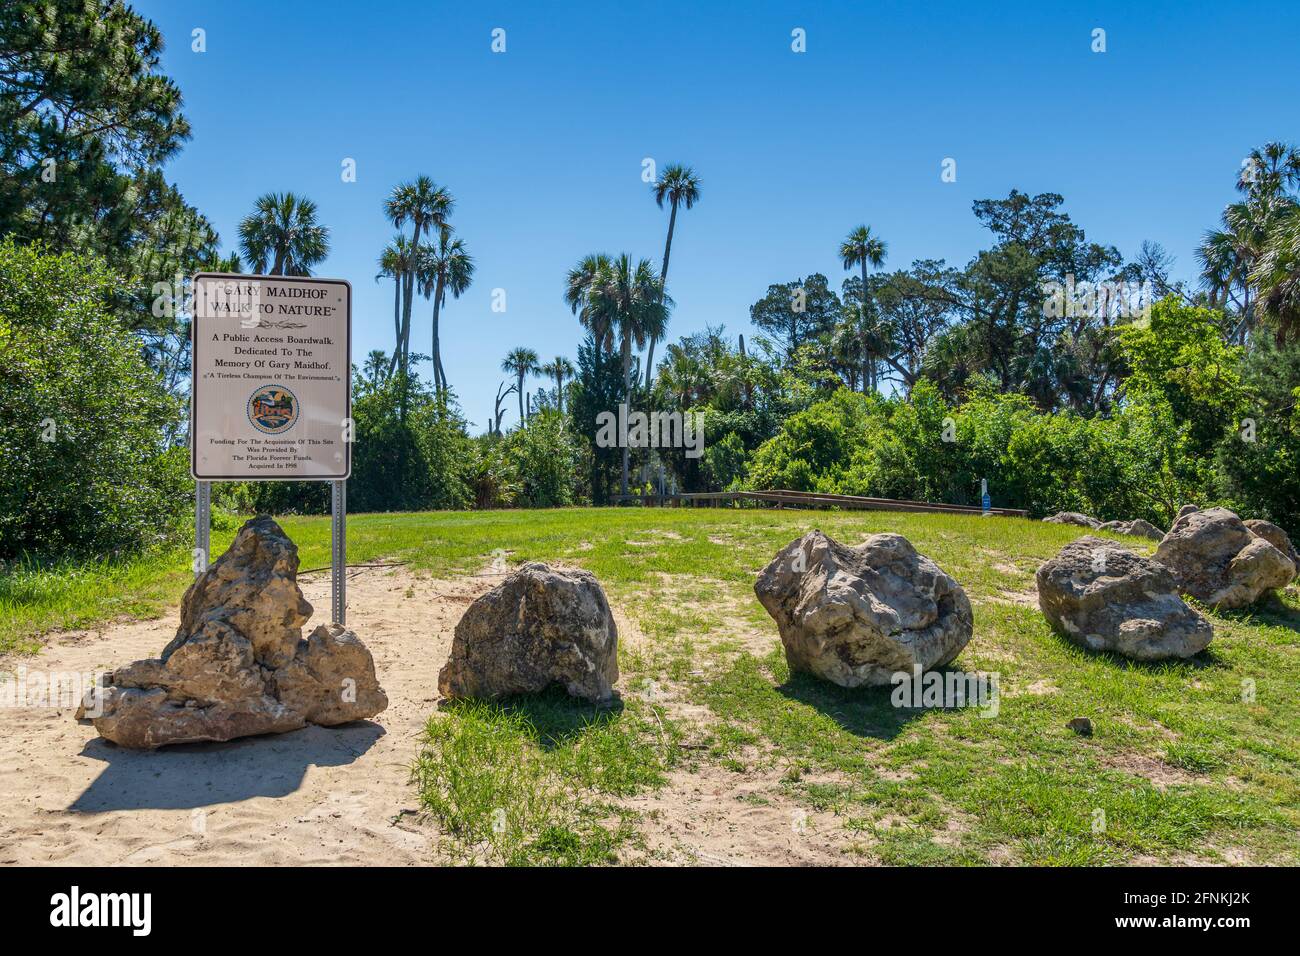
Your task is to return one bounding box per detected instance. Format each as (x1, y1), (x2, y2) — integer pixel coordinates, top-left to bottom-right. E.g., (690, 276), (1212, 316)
(0, 240), (187, 558)
(501, 346), (540, 427)
(749, 273), (842, 362)
(839, 225), (888, 391)
(539, 356), (575, 414)
(1200, 142), (1300, 342)
(417, 232), (474, 396)
(237, 192), (329, 276)
(565, 253), (615, 352)
(647, 163), (700, 389)
(385, 177), (453, 377)
(582, 254), (670, 495)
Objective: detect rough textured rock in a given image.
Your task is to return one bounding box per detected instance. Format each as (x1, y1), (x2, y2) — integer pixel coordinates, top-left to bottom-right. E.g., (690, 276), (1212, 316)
(1043, 512), (1101, 529)
(83, 516), (387, 748)
(438, 562), (618, 702)
(1098, 518), (1163, 541)
(1153, 508), (1295, 608)
(1036, 536), (1213, 660)
(1243, 519), (1299, 579)
(1175, 504), (1200, 522)
(754, 531), (973, 688)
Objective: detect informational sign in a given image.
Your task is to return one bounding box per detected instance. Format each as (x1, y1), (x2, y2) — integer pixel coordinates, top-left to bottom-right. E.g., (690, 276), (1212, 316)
(190, 273), (351, 480)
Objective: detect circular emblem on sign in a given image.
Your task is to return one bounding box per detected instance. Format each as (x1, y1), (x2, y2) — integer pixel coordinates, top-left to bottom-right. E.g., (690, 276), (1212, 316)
(247, 385), (299, 434)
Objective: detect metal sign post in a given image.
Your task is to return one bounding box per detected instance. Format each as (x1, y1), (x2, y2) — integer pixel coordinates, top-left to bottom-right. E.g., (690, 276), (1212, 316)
(331, 479), (346, 625)
(195, 480), (211, 576)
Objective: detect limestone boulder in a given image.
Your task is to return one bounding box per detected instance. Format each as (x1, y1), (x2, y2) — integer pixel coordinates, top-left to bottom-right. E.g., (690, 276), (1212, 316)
(1243, 519), (1299, 579)
(1153, 507), (1295, 608)
(1098, 518), (1163, 541)
(1036, 536), (1212, 660)
(1043, 512), (1101, 529)
(754, 531), (973, 688)
(82, 516), (387, 748)
(438, 562), (618, 703)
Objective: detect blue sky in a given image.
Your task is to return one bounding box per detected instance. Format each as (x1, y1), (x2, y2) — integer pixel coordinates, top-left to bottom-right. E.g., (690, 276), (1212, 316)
(136, 0), (1300, 431)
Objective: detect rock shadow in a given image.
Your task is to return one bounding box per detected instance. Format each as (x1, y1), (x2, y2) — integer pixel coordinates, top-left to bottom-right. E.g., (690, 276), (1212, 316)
(775, 670), (934, 741)
(67, 720), (384, 812)
(1041, 626), (1227, 671)
(437, 687), (625, 752)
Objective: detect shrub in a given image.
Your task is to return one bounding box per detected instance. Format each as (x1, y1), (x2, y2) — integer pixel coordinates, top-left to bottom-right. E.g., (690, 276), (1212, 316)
(0, 241), (187, 559)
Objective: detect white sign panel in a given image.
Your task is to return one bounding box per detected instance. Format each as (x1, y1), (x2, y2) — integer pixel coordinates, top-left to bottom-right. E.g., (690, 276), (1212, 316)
(191, 273), (351, 480)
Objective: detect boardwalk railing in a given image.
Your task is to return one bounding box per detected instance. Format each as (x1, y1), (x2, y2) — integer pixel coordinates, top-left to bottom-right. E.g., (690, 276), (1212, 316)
(613, 488), (1029, 518)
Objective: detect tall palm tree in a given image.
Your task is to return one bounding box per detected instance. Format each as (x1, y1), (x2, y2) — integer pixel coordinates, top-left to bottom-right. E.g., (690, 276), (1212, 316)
(417, 233), (474, 397)
(539, 356), (576, 414)
(501, 347), (540, 426)
(385, 177), (454, 375)
(377, 234), (413, 354)
(565, 253), (615, 353)
(584, 254), (671, 495)
(647, 164), (701, 390)
(238, 192), (329, 276)
(839, 225), (888, 391)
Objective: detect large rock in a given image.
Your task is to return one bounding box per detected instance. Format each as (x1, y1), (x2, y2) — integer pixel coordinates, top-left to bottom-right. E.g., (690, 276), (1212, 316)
(438, 562), (618, 702)
(1153, 508), (1295, 608)
(1098, 518), (1163, 541)
(1043, 512), (1101, 529)
(1243, 519), (1299, 579)
(1036, 536), (1213, 660)
(754, 531), (973, 687)
(82, 516), (387, 748)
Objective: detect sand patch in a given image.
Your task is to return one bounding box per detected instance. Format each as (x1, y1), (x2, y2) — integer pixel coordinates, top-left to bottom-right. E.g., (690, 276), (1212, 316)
(0, 565), (503, 866)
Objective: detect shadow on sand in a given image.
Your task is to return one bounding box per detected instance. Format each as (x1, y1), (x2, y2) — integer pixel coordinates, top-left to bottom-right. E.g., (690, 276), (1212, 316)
(67, 720), (384, 812)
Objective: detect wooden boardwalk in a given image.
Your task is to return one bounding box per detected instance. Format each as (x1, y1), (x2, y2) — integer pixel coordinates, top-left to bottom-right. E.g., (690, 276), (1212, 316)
(613, 488), (1029, 518)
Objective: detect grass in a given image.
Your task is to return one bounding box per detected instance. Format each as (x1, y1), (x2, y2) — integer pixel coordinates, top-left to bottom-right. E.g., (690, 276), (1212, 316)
(411, 690), (677, 865)
(4, 505), (1298, 865)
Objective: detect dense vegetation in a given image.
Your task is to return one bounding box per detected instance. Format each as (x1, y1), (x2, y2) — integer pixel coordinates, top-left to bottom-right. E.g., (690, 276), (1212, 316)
(2, 1), (1299, 566)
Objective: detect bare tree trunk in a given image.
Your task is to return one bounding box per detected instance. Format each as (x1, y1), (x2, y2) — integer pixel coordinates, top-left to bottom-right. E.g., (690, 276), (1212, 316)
(431, 279), (445, 395)
(622, 333), (632, 497)
(646, 200), (679, 392)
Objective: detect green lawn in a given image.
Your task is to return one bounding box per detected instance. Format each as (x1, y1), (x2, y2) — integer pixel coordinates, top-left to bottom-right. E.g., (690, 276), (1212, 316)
(4, 506), (1298, 865)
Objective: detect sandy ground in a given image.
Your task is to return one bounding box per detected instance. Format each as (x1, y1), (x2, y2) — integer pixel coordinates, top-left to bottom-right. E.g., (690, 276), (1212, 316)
(0, 565), (496, 866)
(1, 561), (856, 866)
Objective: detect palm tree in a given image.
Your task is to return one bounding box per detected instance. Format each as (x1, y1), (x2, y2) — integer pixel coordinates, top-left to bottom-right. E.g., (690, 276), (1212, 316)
(377, 234), (413, 354)
(839, 225), (888, 391)
(647, 164), (701, 390)
(1250, 206), (1300, 344)
(417, 233), (474, 397)
(385, 177), (454, 375)
(539, 356), (576, 413)
(238, 192), (329, 276)
(583, 254), (671, 496)
(501, 347), (540, 426)
(565, 253), (615, 353)
(1201, 143), (1300, 343)
(361, 350), (389, 390)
